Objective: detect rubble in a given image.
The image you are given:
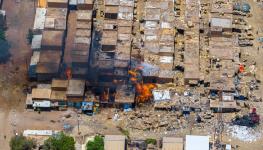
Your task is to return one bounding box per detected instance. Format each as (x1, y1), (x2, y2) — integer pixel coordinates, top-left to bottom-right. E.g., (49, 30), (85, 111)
(226, 125), (262, 142)
(121, 110), (182, 132)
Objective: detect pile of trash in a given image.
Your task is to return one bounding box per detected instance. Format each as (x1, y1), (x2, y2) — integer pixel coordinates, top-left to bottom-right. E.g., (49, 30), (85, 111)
(226, 125), (262, 142)
(121, 110), (185, 132)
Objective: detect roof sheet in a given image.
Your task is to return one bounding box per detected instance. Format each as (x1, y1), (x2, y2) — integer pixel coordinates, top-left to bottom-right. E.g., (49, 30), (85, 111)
(33, 8), (46, 30)
(211, 17), (232, 28)
(162, 137), (183, 150)
(105, 135), (126, 150)
(36, 62), (60, 74)
(105, 0), (119, 6)
(76, 10), (92, 21)
(66, 79), (85, 96)
(119, 0), (134, 7)
(185, 135), (209, 150)
(30, 51), (40, 66)
(39, 50), (62, 63)
(145, 8), (160, 21)
(46, 8), (67, 19)
(77, 0), (93, 4)
(48, 0), (68, 3)
(51, 90), (67, 100)
(31, 34), (43, 50)
(32, 88), (52, 99)
(51, 79), (69, 89)
(41, 30), (64, 48)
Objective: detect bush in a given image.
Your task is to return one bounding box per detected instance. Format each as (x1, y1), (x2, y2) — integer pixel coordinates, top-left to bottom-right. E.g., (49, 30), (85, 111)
(0, 28), (6, 41)
(43, 132), (75, 150)
(0, 27), (10, 63)
(27, 29), (33, 45)
(145, 138), (157, 145)
(86, 135), (104, 150)
(9, 135), (36, 150)
(0, 39), (11, 63)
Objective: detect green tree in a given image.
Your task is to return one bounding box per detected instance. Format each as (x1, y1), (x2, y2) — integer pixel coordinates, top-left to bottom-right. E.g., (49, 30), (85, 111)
(86, 135), (104, 150)
(0, 39), (10, 63)
(43, 132), (75, 150)
(0, 28), (6, 40)
(27, 29), (33, 45)
(145, 138), (157, 145)
(9, 135), (36, 150)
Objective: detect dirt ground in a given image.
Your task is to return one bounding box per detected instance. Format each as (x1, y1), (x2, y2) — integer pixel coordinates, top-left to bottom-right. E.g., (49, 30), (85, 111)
(0, 0), (263, 150)
(0, 0), (35, 149)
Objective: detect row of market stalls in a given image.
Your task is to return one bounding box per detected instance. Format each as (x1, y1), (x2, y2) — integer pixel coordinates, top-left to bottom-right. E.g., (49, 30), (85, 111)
(29, 0), (68, 81)
(26, 79), (86, 110)
(26, 79), (135, 112)
(29, 0), (94, 81)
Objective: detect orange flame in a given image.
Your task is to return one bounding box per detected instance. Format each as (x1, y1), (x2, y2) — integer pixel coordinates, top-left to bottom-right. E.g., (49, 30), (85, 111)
(128, 70), (138, 77)
(66, 68), (72, 80)
(136, 83), (157, 103)
(101, 89), (109, 101)
(129, 68), (156, 103)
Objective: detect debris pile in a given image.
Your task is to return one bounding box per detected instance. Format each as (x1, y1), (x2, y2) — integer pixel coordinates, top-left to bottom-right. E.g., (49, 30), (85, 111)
(121, 110), (184, 132)
(232, 108), (260, 127)
(226, 125), (262, 142)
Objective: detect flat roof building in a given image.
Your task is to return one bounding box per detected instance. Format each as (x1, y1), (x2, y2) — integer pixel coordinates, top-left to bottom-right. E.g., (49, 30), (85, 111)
(162, 137), (183, 150)
(104, 135), (126, 150)
(66, 79), (85, 97)
(32, 88), (52, 100)
(185, 135), (209, 150)
(41, 30), (64, 50)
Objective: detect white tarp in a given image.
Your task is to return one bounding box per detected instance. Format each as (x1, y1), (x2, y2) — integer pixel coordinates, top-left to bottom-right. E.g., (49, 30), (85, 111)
(185, 135), (209, 150)
(23, 130), (53, 136)
(33, 8), (46, 30)
(152, 90), (171, 101)
(33, 100), (51, 108)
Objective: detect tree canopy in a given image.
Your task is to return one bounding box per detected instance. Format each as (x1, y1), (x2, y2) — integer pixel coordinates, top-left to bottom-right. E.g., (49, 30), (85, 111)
(86, 135), (104, 150)
(43, 132), (75, 150)
(0, 28), (10, 63)
(9, 135), (36, 150)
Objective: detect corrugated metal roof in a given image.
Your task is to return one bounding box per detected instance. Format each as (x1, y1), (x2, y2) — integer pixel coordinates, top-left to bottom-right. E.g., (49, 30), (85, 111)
(211, 17), (232, 28)
(33, 8), (46, 30)
(30, 51), (40, 65)
(31, 34), (42, 50)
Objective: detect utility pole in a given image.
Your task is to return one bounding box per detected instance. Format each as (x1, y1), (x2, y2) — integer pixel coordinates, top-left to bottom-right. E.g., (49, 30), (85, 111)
(77, 114), (80, 135)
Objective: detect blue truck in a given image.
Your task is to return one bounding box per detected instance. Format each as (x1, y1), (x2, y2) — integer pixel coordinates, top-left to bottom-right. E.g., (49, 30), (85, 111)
(81, 102), (94, 115)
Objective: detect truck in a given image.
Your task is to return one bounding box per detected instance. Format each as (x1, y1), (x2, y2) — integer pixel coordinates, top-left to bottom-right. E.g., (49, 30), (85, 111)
(81, 102), (94, 116)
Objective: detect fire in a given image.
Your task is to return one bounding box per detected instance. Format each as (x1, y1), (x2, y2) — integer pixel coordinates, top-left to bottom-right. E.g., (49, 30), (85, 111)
(128, 68), (156, 103)
(66, 68), (72, 79)
(101, 89), (109, 101)
(135, 83), (157, 103)
(128, 70), (138, 77)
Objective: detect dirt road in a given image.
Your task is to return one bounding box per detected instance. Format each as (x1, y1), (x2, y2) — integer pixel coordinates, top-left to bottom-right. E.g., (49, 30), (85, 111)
(0, 0), (34, 149)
